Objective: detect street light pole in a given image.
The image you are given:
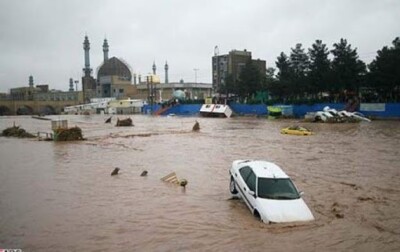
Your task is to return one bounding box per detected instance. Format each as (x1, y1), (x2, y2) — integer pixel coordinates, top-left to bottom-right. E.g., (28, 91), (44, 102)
(193, 68), (199, 83)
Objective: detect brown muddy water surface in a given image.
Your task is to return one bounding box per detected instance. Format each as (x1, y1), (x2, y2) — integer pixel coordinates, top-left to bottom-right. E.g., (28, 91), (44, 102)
(0, 115), (399, 251)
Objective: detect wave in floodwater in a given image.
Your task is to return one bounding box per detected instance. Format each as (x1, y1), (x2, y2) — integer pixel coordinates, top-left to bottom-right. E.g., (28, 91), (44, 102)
(0, 115), (399, 251)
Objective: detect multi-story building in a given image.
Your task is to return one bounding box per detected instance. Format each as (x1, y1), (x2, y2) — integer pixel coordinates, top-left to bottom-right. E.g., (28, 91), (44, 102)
(212, 48), (266, 94)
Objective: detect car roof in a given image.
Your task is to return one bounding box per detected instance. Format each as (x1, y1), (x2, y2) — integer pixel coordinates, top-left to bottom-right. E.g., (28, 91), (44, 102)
(237, 160), (289, 179)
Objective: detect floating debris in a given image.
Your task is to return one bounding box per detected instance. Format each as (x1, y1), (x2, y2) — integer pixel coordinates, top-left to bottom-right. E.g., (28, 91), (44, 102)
(32, 115), (51, 121)
(192, 120), (200, 131)
(331, 202), (344, 219)
(140, 170), (148, 176)
(1, 125), (35, 138)
(53, 127), (84, 141)
(116, 118), (133, 127)
(111, 167), (120, 176)
(105, 116), (112, 123)
(161, 172), (188, 187)
(179, 179), (188, 188)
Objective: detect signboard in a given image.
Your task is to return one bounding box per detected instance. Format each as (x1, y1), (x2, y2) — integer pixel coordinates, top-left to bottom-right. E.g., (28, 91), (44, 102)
(360, 103), (386, 112)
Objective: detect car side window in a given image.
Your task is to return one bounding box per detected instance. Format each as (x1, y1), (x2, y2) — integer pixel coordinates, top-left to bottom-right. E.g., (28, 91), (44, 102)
(239, 166), (252, 181)
(246, 171), (256, 192)
(239, 166), (256, 192)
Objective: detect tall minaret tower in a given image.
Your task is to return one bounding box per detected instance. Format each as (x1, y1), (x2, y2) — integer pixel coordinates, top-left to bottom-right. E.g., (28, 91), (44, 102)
(83, 35), (92, 77)
(152, 61), (156, 75)
(164, 61), (169, 84)
(29, 75), (34, 87)
(69, 78), (74, 91)
(103, 38), (109, 62)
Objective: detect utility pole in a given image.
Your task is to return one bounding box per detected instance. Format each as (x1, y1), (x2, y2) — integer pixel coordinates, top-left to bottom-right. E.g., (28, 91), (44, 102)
(74, 80), (79, 91)
(193, 68), (199, 83)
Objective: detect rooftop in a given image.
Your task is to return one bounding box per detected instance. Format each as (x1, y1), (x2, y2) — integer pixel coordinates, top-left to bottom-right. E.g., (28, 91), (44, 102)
(235, 160), (289, 178)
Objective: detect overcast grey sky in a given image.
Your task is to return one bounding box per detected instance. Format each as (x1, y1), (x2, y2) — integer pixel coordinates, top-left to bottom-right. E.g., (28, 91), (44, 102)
(0, 0), (399, 92)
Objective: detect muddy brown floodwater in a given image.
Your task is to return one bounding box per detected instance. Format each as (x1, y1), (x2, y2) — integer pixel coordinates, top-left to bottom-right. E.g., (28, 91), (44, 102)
(0, 115), (399, 251)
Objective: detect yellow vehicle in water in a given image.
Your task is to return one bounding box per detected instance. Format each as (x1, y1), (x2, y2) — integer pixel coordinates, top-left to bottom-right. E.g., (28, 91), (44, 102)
(267, 106), (282, 119)
(281, 126), (312, 136)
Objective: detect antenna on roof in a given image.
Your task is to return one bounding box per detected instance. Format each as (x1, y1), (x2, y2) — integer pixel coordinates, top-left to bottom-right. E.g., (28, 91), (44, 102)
(214, 46), (219, 56)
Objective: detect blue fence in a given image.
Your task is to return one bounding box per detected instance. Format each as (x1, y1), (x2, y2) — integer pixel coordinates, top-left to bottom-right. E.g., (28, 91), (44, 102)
(142, 103), (400, 118)
(229, 104), (268, 115)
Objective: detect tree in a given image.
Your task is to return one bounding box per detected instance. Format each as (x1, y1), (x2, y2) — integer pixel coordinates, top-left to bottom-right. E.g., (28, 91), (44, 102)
(308, 40), (331, 97)
(367, 37), (400, 101)
(289, 43), (310, 98)
(264, 67), (280, 100)
(275, 52), (292, 99)
(331, 38), (366, 98)
(237, 60), (264, 102)
(218, 74), (236, 98)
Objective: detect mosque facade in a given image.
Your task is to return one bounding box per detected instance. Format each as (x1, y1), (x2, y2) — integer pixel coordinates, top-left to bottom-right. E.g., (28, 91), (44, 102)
(82, 35), (212, 103)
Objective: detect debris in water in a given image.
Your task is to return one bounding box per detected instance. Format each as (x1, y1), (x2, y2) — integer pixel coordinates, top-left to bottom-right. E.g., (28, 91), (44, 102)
(105, 116), (112, 123)
(53, 127), (84, 141)
(116, 118), (133, 127)
(111, 167), (120, 176)
(140, 170), (148, 176)
(192, 120), (200, 131)
(161, 172), (188, 188)
(1, 125), (35, 138)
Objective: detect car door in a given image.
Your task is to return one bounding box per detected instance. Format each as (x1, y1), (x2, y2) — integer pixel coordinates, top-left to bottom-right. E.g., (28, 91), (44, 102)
(238, 166), (257, 211)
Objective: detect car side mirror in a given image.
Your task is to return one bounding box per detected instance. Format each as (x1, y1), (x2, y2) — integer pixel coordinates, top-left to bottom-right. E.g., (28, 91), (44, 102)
(249, 190), (256, 198)
(299, 191), (304, 197)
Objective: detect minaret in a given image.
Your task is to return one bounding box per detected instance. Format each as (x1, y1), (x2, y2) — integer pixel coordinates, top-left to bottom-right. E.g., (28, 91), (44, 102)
(69, 78), (74, 91)
(103, 38), (109, 62)
(29, 75), (34, 87)
(164, 61), (169, 84)
(152, 61), (156, 75)
(133, 73), (137, 85)
(83, 35), (92, 77)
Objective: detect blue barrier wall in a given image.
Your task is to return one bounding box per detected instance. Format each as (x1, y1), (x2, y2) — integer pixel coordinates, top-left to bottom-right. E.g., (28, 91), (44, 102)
(164, 104), (202, 116)
(229, 104), (268, 115)
(142, 103), (400, 118)
(142, 104), (161, 114)
(360, 103), (400, 118)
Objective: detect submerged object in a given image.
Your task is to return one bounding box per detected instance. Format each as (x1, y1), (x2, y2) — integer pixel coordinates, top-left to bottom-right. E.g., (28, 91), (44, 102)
(192, 121), (200, 131)
(305, 106), (371, 123)
(179, 179), (188, 188)
(53, 127), (84, 141)
(281, 126), (312, 136)
(116, 118), (133, 127)
(161, 172), (188, 187)
(267, 106), (282, 119)
(111, 167), (120, 176)
(1, 125), (36, 138)
(229, 159), (314, 223)
(140, 170), (148, 176)
(199, 104), (232, 118)
(105, 116), (112, 123)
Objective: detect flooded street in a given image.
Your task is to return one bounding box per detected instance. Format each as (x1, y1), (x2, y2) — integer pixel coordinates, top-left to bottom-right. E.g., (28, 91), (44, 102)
(0, 115), (399, 251)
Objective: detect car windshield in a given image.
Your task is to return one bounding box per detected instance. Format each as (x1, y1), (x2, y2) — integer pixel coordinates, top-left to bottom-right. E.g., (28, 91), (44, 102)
(257, 178), (300, 200)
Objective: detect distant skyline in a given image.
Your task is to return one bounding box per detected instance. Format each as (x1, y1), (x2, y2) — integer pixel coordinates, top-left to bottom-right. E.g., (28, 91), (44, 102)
(0, 0), (399, 92)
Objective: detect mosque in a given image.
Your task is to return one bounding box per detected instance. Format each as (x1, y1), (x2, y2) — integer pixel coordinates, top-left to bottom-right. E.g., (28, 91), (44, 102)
(81, 35), (212, 103)
(0, 36), (213, 115)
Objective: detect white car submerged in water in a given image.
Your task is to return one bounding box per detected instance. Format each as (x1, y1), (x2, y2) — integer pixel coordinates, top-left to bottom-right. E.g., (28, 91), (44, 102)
(229, 160), (314, 224)
(305, 106), (371, 122)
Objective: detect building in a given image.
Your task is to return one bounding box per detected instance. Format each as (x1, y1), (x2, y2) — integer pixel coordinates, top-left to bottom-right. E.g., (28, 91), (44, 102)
(79, 36), (212, 104)
(212, 48), (266, 94)
(97, 57), (136, 98)
(135, 81), (212, 102)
